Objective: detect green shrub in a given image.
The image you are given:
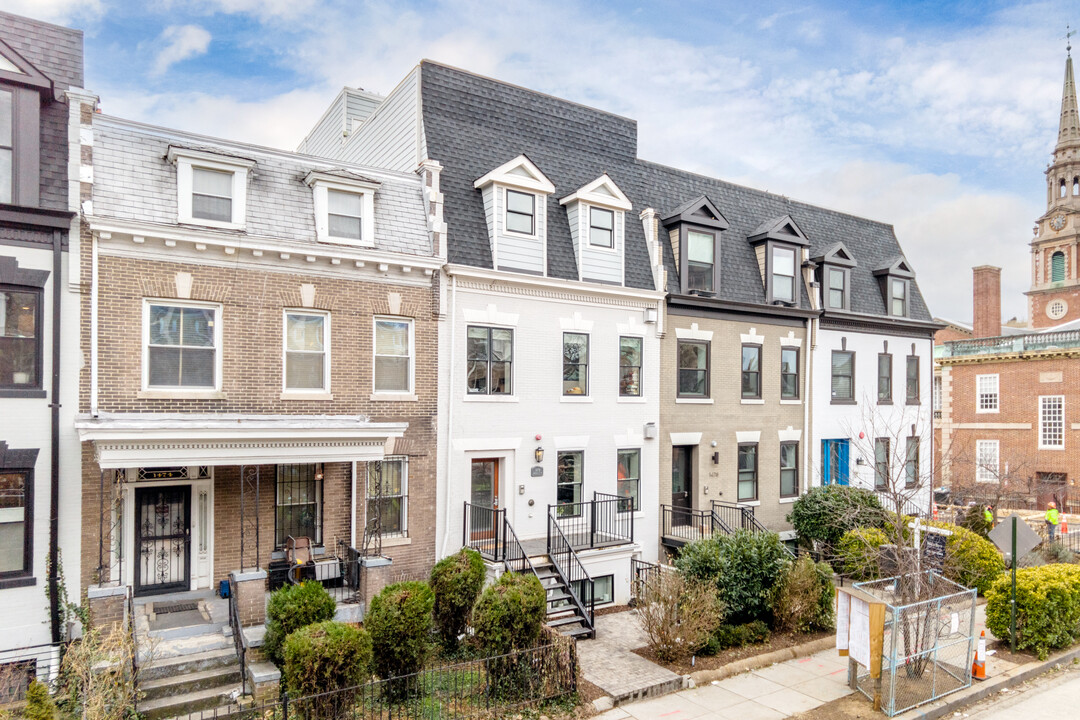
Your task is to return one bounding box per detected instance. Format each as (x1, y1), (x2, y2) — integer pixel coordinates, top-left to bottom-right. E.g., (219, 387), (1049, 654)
(837, 527), (889, 581)
(23, 681), (56, 720)
(959, 505), (992, 538)
(985, 564), (1080, 659)
(264, 581), (337, 665)
(929, 522), (1005, 594)
(676, 530), (791, 624)
(366, 581), (435, 680)
(773, 555), (835, 633)
(787, 486), (886, 551)
(472, 571), (546, 655)
(700, 621), (771, 654)
(429, 549), (486, 649)
(283, 621), (372, 717)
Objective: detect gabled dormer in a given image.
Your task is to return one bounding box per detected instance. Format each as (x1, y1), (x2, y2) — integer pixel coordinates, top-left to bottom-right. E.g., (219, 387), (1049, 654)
(661, 195), (728, 296)
(0, 38), (55, 207)
(811, 242), (857, 312)
(559, 174), (632, 285)
(872, 257), (916, 317)
(747, 215), (809, 306)
(474, 154), (555, 276)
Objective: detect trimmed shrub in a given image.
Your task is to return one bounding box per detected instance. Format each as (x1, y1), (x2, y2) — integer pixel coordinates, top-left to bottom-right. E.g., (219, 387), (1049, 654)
(264, 581), (336, 666)
(773, 555), (835, 633)
(429, 549), (486, 649)
(472, 571), (546, 656)
(837, 527), (889, 581)
(637, 570), (724, 661)
(985, 564), (1080, 659)
(366, 581), (435, 680)
(929, 522), (1005, 594)
(676, 530), (791, 624)
(700, 621), (771, 655)
(23, 681), (56, 720)
(787, 486), (886, 551)
(283, 621), (372, 717)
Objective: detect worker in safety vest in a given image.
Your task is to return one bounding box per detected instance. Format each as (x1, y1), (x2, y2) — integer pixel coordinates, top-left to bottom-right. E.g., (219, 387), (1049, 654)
(1046, 502), (1060, 542)
(984, 505), (993, 527)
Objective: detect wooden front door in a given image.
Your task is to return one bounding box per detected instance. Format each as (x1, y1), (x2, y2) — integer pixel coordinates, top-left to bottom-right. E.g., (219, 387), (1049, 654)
(134, 486), (192, 596)
(469, 459), (500, 541)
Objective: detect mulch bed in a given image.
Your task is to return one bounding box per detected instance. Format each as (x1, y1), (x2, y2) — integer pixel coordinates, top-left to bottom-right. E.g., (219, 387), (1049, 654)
(986, 638), (1039, 665)
(632, 629), (832, 675)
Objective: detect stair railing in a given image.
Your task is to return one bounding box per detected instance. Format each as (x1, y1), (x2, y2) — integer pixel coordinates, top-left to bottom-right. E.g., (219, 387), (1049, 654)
(711, 499), (769, 534)
(547, 509), (595, 634)
(228, 582), (249, 696)
(463, 502), (506, 562)
(661, 504), (730, 541)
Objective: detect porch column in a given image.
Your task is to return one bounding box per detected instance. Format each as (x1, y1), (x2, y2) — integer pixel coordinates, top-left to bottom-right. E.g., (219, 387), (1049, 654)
(87, 584), (128, 632)
(230, 569), (268, 627)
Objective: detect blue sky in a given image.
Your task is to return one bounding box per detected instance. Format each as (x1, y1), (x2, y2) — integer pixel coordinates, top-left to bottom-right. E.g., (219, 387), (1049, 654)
(13, 0), (1074, 321)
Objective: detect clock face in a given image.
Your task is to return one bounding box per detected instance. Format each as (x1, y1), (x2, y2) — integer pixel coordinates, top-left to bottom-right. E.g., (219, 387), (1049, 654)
(1051, 214), (1067, 231)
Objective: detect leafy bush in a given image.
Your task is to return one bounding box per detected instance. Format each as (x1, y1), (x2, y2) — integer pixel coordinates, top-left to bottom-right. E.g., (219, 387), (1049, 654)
(283, 621), (372, 717)
(264, 581), (337, 666)
(928, 522), (1005, 594)
(985, 564), (1080, 659)
(429, 549), (486, 649)
(23, 680), (56, 720)
(773, 555), (835, 633)
(787, 486), (886, 551)
(472, 571), (547, 656)
(700, 621), (771, 654)
(959, 505), (992, 538)
(636, 570), (724, 661)
(676, 530), (792, 624)
(837, 527), (889, 581)
(366, 581), (435, 680)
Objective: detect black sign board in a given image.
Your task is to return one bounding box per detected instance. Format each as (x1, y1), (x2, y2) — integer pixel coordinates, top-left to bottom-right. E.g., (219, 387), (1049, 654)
(530, 466), (544, 477)
(922, 533), (947, 572)
(140, 466), (189, 480)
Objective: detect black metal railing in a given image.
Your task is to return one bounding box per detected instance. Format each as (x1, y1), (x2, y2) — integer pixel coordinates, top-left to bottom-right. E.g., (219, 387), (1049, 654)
(228, 580), (248, 696)
(0, 642), (65, 702)
(126, 587), (139, 713)
(629, 558), (662, 604)
(547, 512), (595, 633)
(549, 495), (633, 551)
(463, 502), (506, 562)
(1053, 529), (1080, 554)
(660, 505), (728, 542)
(711, 500), (768, 533)
(502, 521), (540, 576)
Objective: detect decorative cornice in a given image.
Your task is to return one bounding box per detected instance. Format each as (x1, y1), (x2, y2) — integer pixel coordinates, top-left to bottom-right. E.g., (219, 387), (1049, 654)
(936, 347), (1080, 365)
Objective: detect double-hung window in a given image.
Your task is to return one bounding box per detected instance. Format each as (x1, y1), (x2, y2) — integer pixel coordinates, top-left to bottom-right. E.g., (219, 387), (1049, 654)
(619, 336), (642, 397)
(0, 287), (41, 390)
(891, 279), (909, 317)
(686, 231), (715, 292)
(738, 443), (758, 502)
(827, 268), (847, 310)
(505, 190), (535, 235)
(877, 354), (892, 403)
(283, 311), (328, 392)
(368, 457), (407, 536)
(617, 449), (640, 512)
(467, 326), (513, 395)
(275, 464), (323, 547)
(771, 246), (797, 303)
(904, 437), (920, 488)
(145, 302), (219, 389)
(589, 207), (614, 248)
(906, 356), (920, 404)
(741, 345), (762, 399)
(779, 442), (798, 498)
(677, 341), (709, 398)
(831, 350), (854, 403)
(780, 348), (799, 400)
(562, 333), (589, 396)
(374, 318), (413, 394)
(1040, 396), (1065, 449)
(975, 440), (999, 483)
(170, 148), (253, 229)
(0, 89), (10, 204)
(556, 451), (583, 517)
(191, 167), (233, 223)
(976, 374), (999, 413)
(0, 468), (32, 579)
(874, 438), (890, 489)
(327, 190), (363, 241)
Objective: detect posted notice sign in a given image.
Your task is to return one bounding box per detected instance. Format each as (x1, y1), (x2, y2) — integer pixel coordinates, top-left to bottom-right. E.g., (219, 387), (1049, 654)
(836, 587), (886, 679)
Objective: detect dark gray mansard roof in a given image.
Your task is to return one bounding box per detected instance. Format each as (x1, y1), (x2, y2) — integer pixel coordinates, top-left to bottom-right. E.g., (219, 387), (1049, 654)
(419, 61), (932, 321)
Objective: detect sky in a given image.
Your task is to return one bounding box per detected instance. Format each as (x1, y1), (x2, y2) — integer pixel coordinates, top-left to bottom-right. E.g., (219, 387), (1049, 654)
(10, 0), (1075, 322)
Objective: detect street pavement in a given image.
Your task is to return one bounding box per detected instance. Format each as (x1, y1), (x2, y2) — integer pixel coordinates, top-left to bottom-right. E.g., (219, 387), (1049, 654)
(961, 662), (1080, 719)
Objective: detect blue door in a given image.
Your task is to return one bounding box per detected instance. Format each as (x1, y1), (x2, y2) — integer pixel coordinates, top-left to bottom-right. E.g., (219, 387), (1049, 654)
(822, 439), (850, 486)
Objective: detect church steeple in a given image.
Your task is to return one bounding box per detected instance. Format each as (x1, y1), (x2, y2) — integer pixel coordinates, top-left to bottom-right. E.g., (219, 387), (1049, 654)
(1056, 51), (1080, 153)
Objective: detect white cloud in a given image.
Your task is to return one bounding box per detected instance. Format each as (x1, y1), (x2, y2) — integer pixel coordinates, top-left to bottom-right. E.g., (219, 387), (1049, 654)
(1, 0), (103, 23)
(152, 24), (212, 76)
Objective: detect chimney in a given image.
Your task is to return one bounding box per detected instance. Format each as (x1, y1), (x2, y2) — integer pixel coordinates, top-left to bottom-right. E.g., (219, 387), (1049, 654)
(972, 266), (1001, 338)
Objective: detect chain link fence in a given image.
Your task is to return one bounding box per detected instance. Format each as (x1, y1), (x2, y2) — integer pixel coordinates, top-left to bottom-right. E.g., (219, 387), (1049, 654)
(852, 572), (977, 717)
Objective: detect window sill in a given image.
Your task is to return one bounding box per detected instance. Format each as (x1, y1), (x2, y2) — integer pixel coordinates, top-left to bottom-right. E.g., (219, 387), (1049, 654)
(974, 409), (1000, 414)
(905, 401), (921, 406)
(831, 399), (857, 405)
(675, 398), (712, 404)
(316, 235), (376, 249)
(370, 393), (418, 402)
(0, 389), (47, 399)
(280, 392), (334, 401)
(560, 396), (593, 403)
(1038, 446), (1066, 451)
(0, 576), (36, 590)
(463, 395), (519, 403)
(139, 389), (227, 400)
(738, 500), (761, 507)
(741, 399), (765, 405)
(779, 399), (801, 405)
(179, 217), (245, 232)
(381, 535), (411, 547)
(779, 497), (799, 504)
(617, 396), (647, 403)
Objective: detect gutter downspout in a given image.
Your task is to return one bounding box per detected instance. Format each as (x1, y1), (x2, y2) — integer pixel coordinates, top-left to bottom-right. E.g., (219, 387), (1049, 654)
(350, 461), (357, 548)
(438, 274), (457, 559)
(48, 229), (62, 644)
(90, 231), (99, 417)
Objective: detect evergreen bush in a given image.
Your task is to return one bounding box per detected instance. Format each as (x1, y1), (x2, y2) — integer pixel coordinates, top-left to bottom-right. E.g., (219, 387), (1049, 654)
(837, 527), (889, 581)
(23, 681), (56, 720)
(429, 548), (486, 649)
(472, 571), (546, 656)
(772, 555), (835, 633)
(283, 621), (372, 718)
(264, 581), (337, 666)
(928, 522), (1005, 594)
(699, 621), (771, 654)
(959, 505), (992, 537)
(366, 580), (435, 680)
(786, 485), (886, 552)
(985, 564), (1080, 659)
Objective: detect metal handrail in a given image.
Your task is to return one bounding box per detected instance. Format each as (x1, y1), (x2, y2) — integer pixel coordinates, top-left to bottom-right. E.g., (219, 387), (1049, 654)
(550, 496), (634, 550)
(501, 520), (540, 578)
(463, 502), (506, 562)
(660, 504), (729, 540)
(629, 557), (662, 603)
(228, 583), (248, 696)
(712, 499), (769, 533)
(126, 586), (139, 712)
(547, 510), (595, 632)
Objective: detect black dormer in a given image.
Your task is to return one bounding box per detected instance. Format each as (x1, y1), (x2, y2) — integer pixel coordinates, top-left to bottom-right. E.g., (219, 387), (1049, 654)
(662, 195), (728, 297)
(812, 242), (858, 312)
(747, 215), (809, 306)
(872, 257), (916, 318)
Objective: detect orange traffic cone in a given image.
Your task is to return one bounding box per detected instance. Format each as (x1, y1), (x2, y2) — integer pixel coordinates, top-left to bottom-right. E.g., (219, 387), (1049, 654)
(933, 504), (939, 521)
(972, 630), (987, 681)
(1063, 513), (1070, 535)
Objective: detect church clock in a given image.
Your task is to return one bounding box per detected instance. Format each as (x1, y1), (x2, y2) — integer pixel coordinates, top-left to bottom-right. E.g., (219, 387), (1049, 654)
(1050, 213), (1067, 231)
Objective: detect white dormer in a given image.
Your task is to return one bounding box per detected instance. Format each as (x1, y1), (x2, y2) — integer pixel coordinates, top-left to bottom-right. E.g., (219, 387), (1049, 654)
(474, 155), (555, 275)
(559, 174), (632, 285)
(304, 169), (380, 248)
(167, 146), (256, 231)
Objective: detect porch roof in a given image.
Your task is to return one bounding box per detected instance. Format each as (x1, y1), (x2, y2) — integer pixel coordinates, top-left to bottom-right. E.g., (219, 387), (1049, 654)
(75, 412), (408, 469)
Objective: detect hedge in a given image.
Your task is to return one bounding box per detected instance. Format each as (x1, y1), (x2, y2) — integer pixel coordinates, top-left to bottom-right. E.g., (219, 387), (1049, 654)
(282, 621), (372, 700)
(928, 522), (1005, 594)
(264, 581), (337, 665)
(472, 571), (546, 655)
(366, 581), (434, 680)
(787, 485), (886, 550)
(429, 548), (486, 649)
(985, 564), (1080, 659)
(837, 527), (889, 581)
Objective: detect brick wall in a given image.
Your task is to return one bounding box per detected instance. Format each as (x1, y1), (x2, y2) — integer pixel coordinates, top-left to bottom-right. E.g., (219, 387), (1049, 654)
(972, 266), (1001, 339)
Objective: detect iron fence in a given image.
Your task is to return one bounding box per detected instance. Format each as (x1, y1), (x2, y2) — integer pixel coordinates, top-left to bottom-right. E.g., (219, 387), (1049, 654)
(177, 639), (577, 720)
(851, 572), (977, 717)
(549, 496), (633, 551)
(1052, 529), (1080, 554)
(629, 558), (662, 604)
(0, 643), (65, 703)
(463, 503), (506, 562)
(228, 579), (248, 698)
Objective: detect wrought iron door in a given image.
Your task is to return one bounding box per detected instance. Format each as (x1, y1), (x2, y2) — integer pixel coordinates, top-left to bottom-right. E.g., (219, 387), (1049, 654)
(134, 486), (191, 595)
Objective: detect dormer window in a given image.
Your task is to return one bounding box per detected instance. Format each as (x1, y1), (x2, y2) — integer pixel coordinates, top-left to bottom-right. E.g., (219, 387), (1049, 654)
(872, 257), (916, 318)
(506, 190), (535, 235)
(560, 174), (633, 284)
(890, 278), (908, 317)
(474, 155), (555, 276)
(827, 268), (847, 309)
(0, 39), (54, 208)
(748, 215), (810, 306)
(305, 169), (380, 247)
(192, 168), (233, 223)
(0, 89), (10, 204)
(770, 246), (797, 303)
(686, 230), (715, 292)
(589, 207), (614, 248)
(662, 195), (729, 296)
(812, 242), (856, 312)
(168, 146), (255, 230)
(327, 190), (363, 241)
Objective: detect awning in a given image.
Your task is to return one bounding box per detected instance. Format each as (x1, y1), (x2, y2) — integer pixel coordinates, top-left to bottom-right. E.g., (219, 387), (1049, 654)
(75, 413), (408, 469)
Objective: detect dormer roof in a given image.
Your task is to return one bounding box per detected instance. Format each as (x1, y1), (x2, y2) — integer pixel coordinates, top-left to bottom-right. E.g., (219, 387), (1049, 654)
(747, 214), (810, 247)
(872, 256), (915, 278)
(473, 154), (555, 194)
(0, 36), (53, 94)
(661, 194), (729, 230)
(812, 241), (857, 268)
(559, 173), (632, 211)
(304, 168), (381, 190)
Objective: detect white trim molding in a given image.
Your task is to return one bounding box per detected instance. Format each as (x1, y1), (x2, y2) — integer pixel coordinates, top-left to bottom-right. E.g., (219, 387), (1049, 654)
(740, 328), (765, 345)
(462, 304), (519, 327)
(473, 155), (555, 194)
(669, 432), (702, 445)
(674, 323), (714, 342)
(735, 431), (762, 443)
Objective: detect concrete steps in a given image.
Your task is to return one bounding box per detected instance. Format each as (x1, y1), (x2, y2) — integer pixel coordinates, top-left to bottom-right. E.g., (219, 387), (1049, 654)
(137, 636), (243, 720)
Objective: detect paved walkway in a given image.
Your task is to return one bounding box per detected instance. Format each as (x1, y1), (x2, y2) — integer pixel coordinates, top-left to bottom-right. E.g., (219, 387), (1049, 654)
(577, 612), (684, 703)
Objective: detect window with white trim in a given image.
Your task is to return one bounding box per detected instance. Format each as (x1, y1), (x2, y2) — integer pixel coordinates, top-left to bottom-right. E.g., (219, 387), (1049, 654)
(975, 440), (999, 483)
(466, 326), (513, 395)
(144, 302), (220, 390)
(168, 148), (253, 229)
(368, 457), (407, 536)
(374, 318), (413, 393)
(327, 190), (363, 241)
(505, 190), (535, 235)
(0, 89), (11, 204)
(589, 206), (614, 248)
(933, 375), (942, 411)
(770, 245), (797, 303)
(283, 311), (329, 392)
(306, 172), (379, 247)
(976, 374), (999, 413)
(1040, 396), (1065, 449)
(617, 449), (640, 512)
(192, 167), (233, 223)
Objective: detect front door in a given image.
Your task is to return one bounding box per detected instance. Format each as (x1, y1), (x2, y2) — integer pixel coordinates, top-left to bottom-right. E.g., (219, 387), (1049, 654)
(822, 440), (850, 486)
(134, 486), (192, 596)
(671, 446), (694, 524)
(469, 459), (500, 541)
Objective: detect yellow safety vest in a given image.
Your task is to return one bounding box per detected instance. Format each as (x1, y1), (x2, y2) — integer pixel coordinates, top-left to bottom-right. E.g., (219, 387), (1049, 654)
(1047, 508), (1060, 526)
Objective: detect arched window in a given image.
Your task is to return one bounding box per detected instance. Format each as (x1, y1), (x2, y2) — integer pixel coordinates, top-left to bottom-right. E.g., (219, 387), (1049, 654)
(1051, 251), (1066, 282)
(1061, 179), (1068, 198)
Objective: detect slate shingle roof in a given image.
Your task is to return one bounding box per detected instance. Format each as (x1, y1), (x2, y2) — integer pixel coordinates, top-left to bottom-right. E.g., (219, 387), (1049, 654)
(419, 61), (932, 321)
